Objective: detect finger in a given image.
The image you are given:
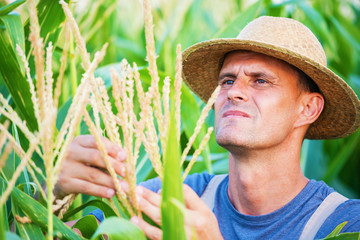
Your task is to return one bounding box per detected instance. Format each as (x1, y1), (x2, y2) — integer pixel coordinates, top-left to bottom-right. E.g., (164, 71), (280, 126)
(130, 216), (162, 240)
(75, 135), (125, 160)
(136, 187), (162, 226)
(67, 143), (127, 177)
(137, 186), (161, 207)
(68, 163), (117, 189)
(58, 177), (115, 198)
(183, 184), (208, 211)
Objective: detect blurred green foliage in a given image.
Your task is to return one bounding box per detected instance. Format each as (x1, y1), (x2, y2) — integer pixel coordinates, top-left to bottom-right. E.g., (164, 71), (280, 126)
(0, 0), (359, 238)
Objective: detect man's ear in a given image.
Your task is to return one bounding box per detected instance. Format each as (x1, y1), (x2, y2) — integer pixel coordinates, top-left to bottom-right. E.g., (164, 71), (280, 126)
(294, 92), (324, 128)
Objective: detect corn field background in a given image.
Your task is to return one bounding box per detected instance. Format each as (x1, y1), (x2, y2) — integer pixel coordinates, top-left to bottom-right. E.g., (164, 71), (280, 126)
(0, 0), (360, 239)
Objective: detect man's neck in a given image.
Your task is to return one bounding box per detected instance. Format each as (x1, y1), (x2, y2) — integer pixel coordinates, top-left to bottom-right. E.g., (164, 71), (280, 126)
(227, 142), (308, 216)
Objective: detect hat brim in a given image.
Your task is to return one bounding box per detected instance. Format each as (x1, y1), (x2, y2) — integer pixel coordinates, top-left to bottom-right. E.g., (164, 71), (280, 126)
(182, 39), (360, 139)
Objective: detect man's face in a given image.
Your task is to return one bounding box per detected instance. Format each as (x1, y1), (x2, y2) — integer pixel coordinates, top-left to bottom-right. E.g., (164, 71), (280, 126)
(214, 51), (305, 152)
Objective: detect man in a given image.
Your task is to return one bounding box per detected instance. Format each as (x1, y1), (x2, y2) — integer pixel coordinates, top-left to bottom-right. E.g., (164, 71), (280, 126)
(55, 16), (360, 239)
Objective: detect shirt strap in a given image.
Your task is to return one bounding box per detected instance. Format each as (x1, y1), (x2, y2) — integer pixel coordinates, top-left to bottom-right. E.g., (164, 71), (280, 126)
(299, 191), (348, 240)
(200, 174), (228, 210)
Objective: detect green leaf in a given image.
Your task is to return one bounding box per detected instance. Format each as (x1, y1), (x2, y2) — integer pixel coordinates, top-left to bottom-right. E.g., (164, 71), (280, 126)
(181, 85), (212, 172)
(325, 222), (348, 238)
(0, 199), (6, 240)
(213, 0), (263, 38)
(0, 15), (38, 131)
(12, 125), (32, 195)
(11, 194), (45, 240)
(72, 215), (101, 239)
(0, 0), (25, 16)
(62, 199), (117, 222)
(56, 97), (72, 130)
(323, 131), (360, 183)
(322, 232), (360, 240)
(35, 0), (69, 40)
(161, 92), (186, 240)
(23, 0), (70, 58)
(1, 13), (25, 58)
(5, 231), (22, 240)
(2, 177), (83, 240)
(90, 217), (146, 240)
(297, 3), (337, 55)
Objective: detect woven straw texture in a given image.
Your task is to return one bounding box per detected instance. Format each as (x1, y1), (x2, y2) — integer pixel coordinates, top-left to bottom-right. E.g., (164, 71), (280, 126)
(182, 16), (360, 139)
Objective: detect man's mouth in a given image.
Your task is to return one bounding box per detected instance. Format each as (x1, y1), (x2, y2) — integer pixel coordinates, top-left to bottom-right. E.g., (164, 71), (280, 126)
(222, 110), (250, 118)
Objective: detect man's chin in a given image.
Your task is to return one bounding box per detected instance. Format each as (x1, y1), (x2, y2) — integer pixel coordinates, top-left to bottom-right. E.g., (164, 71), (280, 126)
(216, 135), (248, 150)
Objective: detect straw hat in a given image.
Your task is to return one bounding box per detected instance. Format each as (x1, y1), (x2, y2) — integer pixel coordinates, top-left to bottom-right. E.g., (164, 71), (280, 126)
(182, 16), (360, 139)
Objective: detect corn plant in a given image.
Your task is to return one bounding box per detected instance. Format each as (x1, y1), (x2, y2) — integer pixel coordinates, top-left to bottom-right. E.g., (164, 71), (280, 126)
(0, 0), (359, 239)
(0, 0), (219, 239)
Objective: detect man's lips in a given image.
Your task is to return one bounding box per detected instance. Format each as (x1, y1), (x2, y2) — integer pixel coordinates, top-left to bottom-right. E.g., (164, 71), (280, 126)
(222, 110), (250, 118)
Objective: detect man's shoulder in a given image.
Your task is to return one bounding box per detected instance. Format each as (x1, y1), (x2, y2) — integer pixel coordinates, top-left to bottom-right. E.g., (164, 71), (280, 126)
(315, 199), (360, 238)
(183, 172), (217, 196)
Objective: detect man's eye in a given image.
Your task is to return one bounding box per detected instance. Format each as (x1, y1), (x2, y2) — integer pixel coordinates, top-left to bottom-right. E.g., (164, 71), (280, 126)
(221, 79), (234, 85)
(255, 79), (267, 84)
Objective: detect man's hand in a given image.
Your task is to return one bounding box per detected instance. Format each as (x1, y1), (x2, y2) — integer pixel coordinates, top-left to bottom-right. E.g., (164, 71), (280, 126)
(130, 184), (224, 240)
(54, 135), (127, 199)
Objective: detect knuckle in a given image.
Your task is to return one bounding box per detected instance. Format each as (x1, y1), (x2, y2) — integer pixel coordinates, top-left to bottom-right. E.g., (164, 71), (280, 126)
(108, 144), (118, 154)
(58, 174), (68, 187)
(78, 182), (91, 195)
(73, 135), (85, 143)
(89, 151), (102, 164)
(65, 146), (76, 162)
(194, 215), (208, 229)
(88, 168), (100, 182)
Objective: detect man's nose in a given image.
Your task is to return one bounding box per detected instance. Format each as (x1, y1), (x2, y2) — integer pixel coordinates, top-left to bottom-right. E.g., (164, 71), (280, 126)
(227, 78), (249, 102)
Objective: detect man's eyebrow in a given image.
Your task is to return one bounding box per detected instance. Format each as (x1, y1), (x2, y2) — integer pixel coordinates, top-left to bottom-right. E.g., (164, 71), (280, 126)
(218, 73), (236, 83)
(246, 70), (277, 80)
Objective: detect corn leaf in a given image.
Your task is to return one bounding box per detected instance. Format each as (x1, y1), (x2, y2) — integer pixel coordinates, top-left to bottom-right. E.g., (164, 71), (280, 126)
(0, 0), (25, 16)
(161, 97), (186, 240)
(5, 232), (22, 240)
(62, 199), (117, 222)
(323, 132), (360, 184)
(181, 85), (212, 172)
(37, 0), (68, 38)
(0, 178), (7, 239)
(322, 232), (360, 240)
(213, 0), (263, 38)
(90, 217), (146, 240)
(11, 195), (45, 240)
(5, 178), (83, 240)
(297, 2), (337, 55)
(72, 215), (101, 240)
(325, 222), (348, 238)
(1, 13), (24, 56)
(0, 15), (38, 131)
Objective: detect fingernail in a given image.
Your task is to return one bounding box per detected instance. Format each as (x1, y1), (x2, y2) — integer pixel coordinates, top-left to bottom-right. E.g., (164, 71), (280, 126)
(136, 186), (143, 195)
(117, 151), (126, 161)
(120, 166), (126, 176)
(130, 216), (139, 225)
(119, 181), (128, 191)
(107, 189), (115, 198)
(136, 194), (142, 204)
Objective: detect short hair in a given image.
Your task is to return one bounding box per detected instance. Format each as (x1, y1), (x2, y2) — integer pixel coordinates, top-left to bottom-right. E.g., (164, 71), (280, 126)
(294, 67), (321, 94)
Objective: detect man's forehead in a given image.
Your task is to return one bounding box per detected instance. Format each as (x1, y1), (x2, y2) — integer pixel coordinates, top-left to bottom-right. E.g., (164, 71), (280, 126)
(223, 50), (281, 64)
(220, 50), (299, 75)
